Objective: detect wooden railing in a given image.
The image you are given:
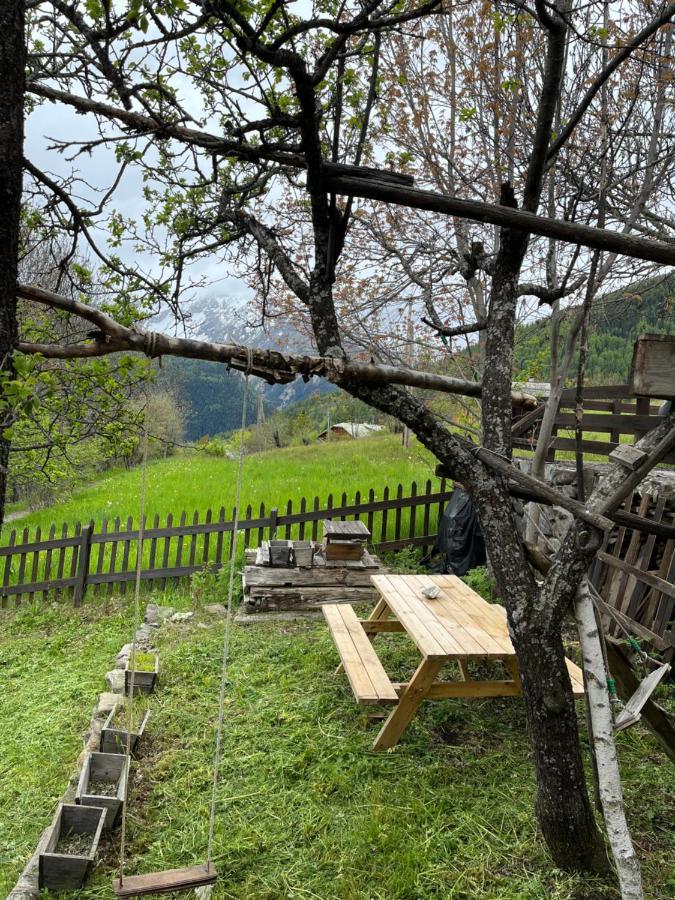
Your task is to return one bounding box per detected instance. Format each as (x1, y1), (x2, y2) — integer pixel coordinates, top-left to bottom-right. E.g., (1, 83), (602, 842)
(512, 384), (674, 463)
(0, 479), (452, 607)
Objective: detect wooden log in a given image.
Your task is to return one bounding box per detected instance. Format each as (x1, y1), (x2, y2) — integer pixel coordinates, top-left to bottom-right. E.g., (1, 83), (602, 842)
(323, 174), (675, 266)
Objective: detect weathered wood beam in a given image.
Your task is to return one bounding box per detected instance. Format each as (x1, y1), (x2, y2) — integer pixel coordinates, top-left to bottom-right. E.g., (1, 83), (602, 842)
(468, 447), (615, 532)
(436, 463), (675, 540)
(16, 283), (537, 406)
(324, 174), (675, 267)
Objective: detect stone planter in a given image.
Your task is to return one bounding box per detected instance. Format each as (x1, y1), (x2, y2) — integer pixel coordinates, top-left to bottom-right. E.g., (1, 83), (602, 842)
(75, 751), (129, 830)
(291, 540), (315, 568)
(100, 704), (150, 755)
(39, 803), (106, 890)
(125, 652), (159, 695)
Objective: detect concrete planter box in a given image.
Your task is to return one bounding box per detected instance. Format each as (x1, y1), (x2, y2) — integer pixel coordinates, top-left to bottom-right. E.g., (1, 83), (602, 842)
(39, 803), (106, 890)
(75, 751), (129, 830)
(100, 704), (150, 755)
(125, 653), (159, 695)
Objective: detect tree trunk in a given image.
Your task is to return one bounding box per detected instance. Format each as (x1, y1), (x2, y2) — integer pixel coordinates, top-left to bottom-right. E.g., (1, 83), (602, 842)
(515, 619), (610, 873)
(0, 0), (26, 532)
(470, 474), (610, 874)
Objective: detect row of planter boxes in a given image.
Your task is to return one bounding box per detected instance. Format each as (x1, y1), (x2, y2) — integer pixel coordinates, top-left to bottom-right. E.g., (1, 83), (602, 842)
(39, 752), (130, 890)
(38, 653), (159, 890)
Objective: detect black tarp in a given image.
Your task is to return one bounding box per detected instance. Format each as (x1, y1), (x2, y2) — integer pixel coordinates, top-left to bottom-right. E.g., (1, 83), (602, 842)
(423, 488), (486, 576)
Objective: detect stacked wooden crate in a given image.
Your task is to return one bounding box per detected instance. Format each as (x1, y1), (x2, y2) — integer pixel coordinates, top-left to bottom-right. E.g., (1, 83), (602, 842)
(241, 520), (384, 613)
(322, 520), (370, 561)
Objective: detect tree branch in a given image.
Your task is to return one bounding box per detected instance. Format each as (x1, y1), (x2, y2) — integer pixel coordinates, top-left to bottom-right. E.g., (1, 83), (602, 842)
(323, 175), (675, 266)
(16, 283), (539, 406)
(547, 3), (675, 162)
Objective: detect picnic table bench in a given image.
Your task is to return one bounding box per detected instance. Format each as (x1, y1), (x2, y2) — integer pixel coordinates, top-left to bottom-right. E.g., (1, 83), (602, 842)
(323, 573), (584, 750)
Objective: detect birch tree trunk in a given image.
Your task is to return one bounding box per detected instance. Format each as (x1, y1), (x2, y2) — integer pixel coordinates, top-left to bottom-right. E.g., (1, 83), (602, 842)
(574, 577), (643, 899)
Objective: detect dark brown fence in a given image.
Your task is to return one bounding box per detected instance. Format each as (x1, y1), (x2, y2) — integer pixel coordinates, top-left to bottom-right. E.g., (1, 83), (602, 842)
(512, 384), (675, 463)
(1, 479), (452, 607)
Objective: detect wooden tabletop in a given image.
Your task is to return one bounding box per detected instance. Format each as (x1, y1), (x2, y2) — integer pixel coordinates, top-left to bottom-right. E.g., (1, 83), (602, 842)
(370, 573), (515, 661)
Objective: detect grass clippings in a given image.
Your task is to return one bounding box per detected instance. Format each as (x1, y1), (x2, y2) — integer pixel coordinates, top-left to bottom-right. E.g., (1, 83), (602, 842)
(2, 594), (674, 899)
(56, 827), (92, 857)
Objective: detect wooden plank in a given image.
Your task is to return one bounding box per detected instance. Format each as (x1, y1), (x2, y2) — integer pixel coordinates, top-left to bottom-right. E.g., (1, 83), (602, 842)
(56, 523), (68, 599)
(441, 579), (514, 655)
(188, 510), (199, 567)
(107, 517), (120, 596)
(392, 680), (522, 698)
(112, 864), (218, 898)
(94, 519), (108, 597)
(28, 526), (41, 604)
(372, 574), (458, 658)
(43, 524), (56, 602)
(408, 481), (417, 540)
(148, 512), (160, 590)
(336, 605), (398, 702)
(596, 552), (675, 601)
(606, 637), (675, 763)
(372, 657), (445, 751)
(629, 333), (675, 399)
(298, 497), (307, 541)
(73, 525), (93, 607)
(323, 604), (397, 703)
(2, 528), (15, 607)
(380, 486), (389, 543)
(323, 519), (370, 540)
(394, 484), (403, 542)
(120, 516), (133, 595)
(159, 513), (173, 591)
(416, 574), (506, 658)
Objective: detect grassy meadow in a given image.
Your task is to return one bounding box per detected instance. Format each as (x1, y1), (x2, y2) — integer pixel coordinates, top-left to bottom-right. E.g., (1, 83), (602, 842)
(1, 595), (674, 900)
(4, 433), (438, 538)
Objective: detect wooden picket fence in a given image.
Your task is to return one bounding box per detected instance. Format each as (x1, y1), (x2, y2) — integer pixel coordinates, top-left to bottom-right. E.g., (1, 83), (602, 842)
(0, 479), (452, 607)
(512, 384), (675, 463)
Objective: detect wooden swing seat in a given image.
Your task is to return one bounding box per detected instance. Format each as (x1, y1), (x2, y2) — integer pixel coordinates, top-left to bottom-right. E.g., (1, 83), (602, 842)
(112, 863), (217, 897)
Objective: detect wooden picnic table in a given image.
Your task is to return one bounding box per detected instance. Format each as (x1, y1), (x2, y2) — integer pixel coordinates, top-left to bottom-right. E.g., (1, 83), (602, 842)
(323, 573), (584, 751)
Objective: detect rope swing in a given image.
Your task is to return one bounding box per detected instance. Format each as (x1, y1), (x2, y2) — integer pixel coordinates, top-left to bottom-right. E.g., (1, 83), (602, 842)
(113, 365), (252, 897)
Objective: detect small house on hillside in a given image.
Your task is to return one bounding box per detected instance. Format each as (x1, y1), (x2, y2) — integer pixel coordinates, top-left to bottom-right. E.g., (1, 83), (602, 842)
(317, 422), (385, 441)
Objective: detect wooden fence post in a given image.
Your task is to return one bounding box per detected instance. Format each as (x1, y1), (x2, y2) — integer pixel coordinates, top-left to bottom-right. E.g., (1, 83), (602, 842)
(269, 508), (278, 541)
(73, 525), (93, 607)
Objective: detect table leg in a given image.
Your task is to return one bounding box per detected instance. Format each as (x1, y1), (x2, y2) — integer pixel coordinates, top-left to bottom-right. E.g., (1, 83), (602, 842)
(372, 657), (445, 751)
(335, 596), (392, 676)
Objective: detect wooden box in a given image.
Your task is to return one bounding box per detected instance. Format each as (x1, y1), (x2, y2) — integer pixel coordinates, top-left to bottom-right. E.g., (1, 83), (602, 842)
(125, 653), (159, 695)
(39, 803), (106, 890)
(267, 539), (293, 567)
(291, 540), (315, 567)
(100, 704), (150, 755)
(323, 538), (364, 561)
(75, 752), (129, 830)
(629, 333), (675, 399)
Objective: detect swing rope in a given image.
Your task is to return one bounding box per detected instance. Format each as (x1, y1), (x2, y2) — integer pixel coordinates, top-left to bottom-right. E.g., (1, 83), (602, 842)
(115, 358), (251, 892)
(206, 360), (250, 866)
(119, 427), (150, 886)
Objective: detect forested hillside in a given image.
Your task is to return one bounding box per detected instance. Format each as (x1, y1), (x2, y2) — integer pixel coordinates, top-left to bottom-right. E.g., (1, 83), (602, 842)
(514, 276), (673, 384)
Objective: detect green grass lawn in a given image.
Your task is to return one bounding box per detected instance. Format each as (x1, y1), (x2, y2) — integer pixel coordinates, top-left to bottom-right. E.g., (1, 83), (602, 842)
(1, 595), (673, 899)
(3, 434), (438, 538)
